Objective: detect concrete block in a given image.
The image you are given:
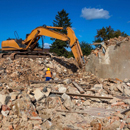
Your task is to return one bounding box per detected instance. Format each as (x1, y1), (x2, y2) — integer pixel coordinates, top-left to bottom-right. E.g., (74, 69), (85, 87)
(34, 88), (44, 101)
(63, 79), (71, 85)
(58, 86), (67, 93)
(61, 93), (70, 101)
(64, 98), (74, 110)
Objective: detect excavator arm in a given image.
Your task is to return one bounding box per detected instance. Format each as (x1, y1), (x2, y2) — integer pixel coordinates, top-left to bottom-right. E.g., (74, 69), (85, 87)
(45, 26), (84, 68)
(2, 26), (84, 67)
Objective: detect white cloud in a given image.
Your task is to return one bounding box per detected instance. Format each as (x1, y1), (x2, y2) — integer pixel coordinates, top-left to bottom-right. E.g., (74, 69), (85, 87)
(127, 21), (130, 23)
(44, 43), (50, 48)
(81, 7), (110, 20)
(79, 35), (82, 38)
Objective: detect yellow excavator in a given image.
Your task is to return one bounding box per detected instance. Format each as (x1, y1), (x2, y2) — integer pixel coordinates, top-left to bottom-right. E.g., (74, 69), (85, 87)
(1, 26), (84, 67)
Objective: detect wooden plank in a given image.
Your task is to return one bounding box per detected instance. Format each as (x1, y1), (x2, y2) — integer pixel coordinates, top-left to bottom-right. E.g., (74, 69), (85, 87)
(30, 80), (63, 84)
(72, 81), (85, 94)
(121, 108), (130, 114)
(56, 110), (88, 114)
(50, 91), (113, 99)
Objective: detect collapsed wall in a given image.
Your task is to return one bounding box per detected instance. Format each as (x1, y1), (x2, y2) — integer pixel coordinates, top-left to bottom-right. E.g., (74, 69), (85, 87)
(85, 36), (130, 80)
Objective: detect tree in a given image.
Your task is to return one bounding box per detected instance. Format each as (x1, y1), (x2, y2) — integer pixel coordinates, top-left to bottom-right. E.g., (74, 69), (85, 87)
(50, 39), (69, 57)
(53, 9), (72, 34)
(80, 41), (92, 56)
(94, 26), (128, 42)
(50, 9), (72, 57)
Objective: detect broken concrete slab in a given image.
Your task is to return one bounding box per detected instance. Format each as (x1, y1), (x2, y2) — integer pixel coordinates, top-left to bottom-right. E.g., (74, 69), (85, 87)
(1, 110), (9, 117)
(64, 98), (74, 110)
(58, 86), (67, 93)
(61, 93), (70, 100)
(33, 88), (44, 101)
(43, 88), (51, 97)
(63, 79), (71, 85)
(94, 84), (102, 90)
(0, 94), (10, 105)
(10, 92), (19, 101)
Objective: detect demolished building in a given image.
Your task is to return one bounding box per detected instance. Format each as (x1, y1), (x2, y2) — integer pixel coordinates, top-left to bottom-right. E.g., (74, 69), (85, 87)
(86, 36), (130, 80)
(0, 37), (130, 129)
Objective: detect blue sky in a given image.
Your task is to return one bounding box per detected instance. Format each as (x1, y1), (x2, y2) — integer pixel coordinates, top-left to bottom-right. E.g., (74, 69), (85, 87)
(0, 0), (130, 48)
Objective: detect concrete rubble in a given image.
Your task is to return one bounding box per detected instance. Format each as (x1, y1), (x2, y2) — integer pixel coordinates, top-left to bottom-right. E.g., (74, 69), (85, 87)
(0, 40), (130, 129)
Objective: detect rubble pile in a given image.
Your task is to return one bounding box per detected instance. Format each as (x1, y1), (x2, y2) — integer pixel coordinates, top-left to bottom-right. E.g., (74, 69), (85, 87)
(0, 56), (130, 129)
(106, 36), (130, 46)
(0, 56), (78, 84)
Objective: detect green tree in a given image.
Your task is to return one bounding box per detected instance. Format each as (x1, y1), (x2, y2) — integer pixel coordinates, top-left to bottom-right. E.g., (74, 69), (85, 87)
(50, 40), (69, 57)
(50, 9), (72, 57)
(53, 9), (72, 34)
(95, 26), (128, 42)
(80, 41), (92, 56)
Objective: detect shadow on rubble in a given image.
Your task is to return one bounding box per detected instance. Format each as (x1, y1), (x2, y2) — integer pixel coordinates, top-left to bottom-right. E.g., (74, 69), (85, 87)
(52, 57), (78, 73)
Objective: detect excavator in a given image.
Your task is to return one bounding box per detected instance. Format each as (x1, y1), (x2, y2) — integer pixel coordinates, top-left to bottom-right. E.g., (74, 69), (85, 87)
(1, 26), (84, 68)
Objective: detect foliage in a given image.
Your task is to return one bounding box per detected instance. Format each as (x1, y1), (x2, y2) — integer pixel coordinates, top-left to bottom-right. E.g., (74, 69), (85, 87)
(67, 51), (74, 58)
(94, 26), (128, 42)
(80, 41), (92, 56)
(50, 39), (69, 57)
(50, 9), (72, 57)
(53, 9), (72, 34)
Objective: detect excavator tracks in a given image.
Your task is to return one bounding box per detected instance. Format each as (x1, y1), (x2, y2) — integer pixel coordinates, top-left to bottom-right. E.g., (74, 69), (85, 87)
(0, 51), (51, 60)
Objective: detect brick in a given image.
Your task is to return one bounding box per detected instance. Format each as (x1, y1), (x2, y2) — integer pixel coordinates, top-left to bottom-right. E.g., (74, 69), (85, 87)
(111, 102), (125, 106)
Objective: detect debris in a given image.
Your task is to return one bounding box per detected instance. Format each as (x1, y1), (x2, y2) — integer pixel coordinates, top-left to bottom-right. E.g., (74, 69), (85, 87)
(30, 80), (63, 84)
(1, 105), (10, 117)
(58, 86), (67, 93)
(57, 84), (67, 93)
(51, 91), (113, 99)
(72, 81), (85, 94)
(34, 88), (44, 101)
(10, 92), (19, 101)
(94, 84), (102, 90)
(43, 88), (51, 97)
(0, 49), (129, 129)
(83, 100), (91, 106)
(64, 98), (74, 110)
(0, 94), (7, 105)
(61, 93), (70, 100)
(56, 110), (89, 114)
(86, 36), (130, 80)
(63, 79), (71, 85)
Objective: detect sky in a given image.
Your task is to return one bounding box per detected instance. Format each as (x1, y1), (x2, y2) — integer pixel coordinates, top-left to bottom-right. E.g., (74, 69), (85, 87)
(0, 0), (130, 49)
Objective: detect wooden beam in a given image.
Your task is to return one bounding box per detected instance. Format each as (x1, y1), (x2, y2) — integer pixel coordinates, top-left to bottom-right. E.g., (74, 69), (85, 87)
(72, 81), (85, 94)
(50, 91), (113, 99)
(30, 80), (63, 84)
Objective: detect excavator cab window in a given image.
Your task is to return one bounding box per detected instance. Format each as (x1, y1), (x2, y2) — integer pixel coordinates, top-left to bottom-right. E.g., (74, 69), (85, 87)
(14, 31), (26, 48)
(15, 39), (26, 48)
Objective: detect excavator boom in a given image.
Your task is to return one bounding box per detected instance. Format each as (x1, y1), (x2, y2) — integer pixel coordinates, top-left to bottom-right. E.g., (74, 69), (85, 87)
(1, 26), (84, 67)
